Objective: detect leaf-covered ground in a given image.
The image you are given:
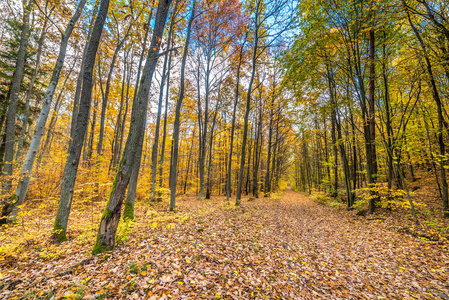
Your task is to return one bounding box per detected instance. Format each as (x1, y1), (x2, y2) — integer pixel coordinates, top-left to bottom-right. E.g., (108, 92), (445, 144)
(2, 189), (449, 299)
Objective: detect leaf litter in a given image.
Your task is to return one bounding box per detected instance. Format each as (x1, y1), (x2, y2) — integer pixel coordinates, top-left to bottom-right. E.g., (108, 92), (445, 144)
(1, 189), (449, 299)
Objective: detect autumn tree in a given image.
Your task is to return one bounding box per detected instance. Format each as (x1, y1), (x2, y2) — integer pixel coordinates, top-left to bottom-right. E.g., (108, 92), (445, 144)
(92, 0), (173, 253)
(1, 0), (88, 223)
(53, 0), (112, 241)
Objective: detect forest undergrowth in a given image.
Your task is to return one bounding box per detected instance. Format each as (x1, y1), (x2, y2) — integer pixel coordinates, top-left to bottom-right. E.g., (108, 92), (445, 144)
(312, 170), (449, 245)
(1, 188), (448, 299)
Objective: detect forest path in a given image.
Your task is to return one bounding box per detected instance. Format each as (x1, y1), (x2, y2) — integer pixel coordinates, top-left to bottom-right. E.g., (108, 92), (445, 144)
(252, 189), (449, 299)
(2, 189), (449, 299)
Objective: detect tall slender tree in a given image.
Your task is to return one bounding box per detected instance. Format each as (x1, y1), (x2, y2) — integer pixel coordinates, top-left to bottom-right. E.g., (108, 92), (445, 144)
(93, 0), (173, 253)
(1, 0), (87, 224)
(169, 0), (196, 211)
(52, 0), (111, 241)
(150, 0), (179, 202)
(1, 0), (34, 195)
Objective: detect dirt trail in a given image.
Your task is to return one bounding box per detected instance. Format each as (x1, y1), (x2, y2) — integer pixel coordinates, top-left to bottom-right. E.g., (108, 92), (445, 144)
(2, 189), (449, 299)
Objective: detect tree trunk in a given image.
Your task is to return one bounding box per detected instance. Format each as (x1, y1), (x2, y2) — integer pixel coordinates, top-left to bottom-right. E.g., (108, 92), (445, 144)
(1, 0), (34, 195)
(406, 8), (449, 217)
(253, 106), (263, 198)
(367, 27), (378, 214)
(97, 41), (124, 155)
(150, 2), (178, 201)
(117, 56), (132, 165)
(336, 113), (353, 208)
(93, 0), (173, 253)
(237, 16), (259, 206)
(168, 0), (195, 212)
(245, 123), (253, 196)
(37, 79), (68, 169)
(206, 103), (219, 199)
(123, 8), (154, 218)
(226, 40), (245, 202)
(382, 32), (394, 191)
(350, 108), (358, 192)
(271, 109), (280, 191)
(264, 100), (274, 196)
(87, 92), (98, 163)
(198, 57), (212, 201)
(51, 0), (108, 241)
(70, 1), (99, 139)
(253, 102), (263, 197)
(16, 16), (49, 158)
(157, 39), (174, 199)
(330, 102), (338, 197)
(111, 49), (131, 170)
(157, 50), (173, 199)
(0, 0), (86, 224)
(184, 127), (196, 194)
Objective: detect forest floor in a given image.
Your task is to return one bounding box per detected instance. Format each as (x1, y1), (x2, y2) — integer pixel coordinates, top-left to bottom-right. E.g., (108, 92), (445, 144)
(1, 188), (449, 299)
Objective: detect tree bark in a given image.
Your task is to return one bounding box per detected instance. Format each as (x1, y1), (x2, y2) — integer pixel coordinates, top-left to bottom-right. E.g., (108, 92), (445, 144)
(168, 0), (196, 211)
(367, 27), (378, 214)
(97, 26), (130, 155)
(382, 31), (394, 191)
(117, 55), (132, 165)
(198, 57), (212, 200)
(70, 1), (99, 140)
(150, 2), (178, 201)
(157, 47), (173, 200)
(236, 7), (260, 205)
(87, 90), (98, 163)
(253, 100), (262, 197)
(37, 76), (69, 169)
(51, 0), (109, 241)
(123, 8), (154, 218)
(206, 102), (219, 199)
(1, 0), (86, 224)
(16, 16), (50, 158)
(226, 40), (245, 202)
(184, 127), (196, 194)
(245, 123), (253, 196)
(264, 98), (274, 196)
(93, 0), (173, 253)
(1, 0), (34, 195)
(110, 51), (128, 170)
